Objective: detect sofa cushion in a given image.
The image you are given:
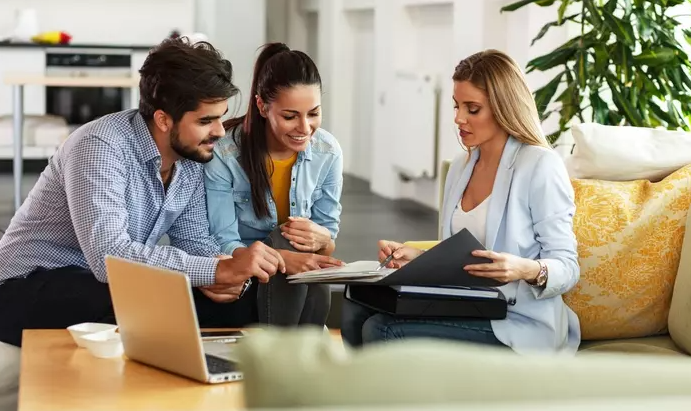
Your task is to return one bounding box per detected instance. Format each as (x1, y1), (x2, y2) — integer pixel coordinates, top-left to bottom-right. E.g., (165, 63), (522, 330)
(563, 165), (691, 340)
(234, 328), (691, 409)
(668, 196), (691, 354)
(564, 123), (691, 181)
(579, 335), (686, 356)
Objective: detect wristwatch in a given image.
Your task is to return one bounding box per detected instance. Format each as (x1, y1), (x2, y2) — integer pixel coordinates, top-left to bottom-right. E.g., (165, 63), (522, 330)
(531, 260), (548, 288)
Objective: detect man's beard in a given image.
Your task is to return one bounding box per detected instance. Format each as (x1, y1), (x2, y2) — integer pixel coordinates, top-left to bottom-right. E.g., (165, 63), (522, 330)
(170, 126), (219, 163)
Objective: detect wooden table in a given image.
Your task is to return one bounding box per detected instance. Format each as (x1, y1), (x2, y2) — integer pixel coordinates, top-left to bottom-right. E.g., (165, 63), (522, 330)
(19, 330), (245, 411)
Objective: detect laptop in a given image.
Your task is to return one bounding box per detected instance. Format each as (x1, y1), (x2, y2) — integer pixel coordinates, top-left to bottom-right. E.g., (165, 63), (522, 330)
(104, 255), (243, 384)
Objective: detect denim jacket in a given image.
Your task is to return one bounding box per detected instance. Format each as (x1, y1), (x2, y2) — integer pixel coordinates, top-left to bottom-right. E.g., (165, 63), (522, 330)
(204, 126), (344, 255)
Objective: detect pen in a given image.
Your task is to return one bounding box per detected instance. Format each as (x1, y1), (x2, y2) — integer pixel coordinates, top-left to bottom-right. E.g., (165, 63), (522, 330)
(377, 248), (398, 271)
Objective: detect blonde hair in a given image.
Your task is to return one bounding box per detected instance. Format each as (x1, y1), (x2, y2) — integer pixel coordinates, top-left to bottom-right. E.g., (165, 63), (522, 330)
(453, 49), (550, 149)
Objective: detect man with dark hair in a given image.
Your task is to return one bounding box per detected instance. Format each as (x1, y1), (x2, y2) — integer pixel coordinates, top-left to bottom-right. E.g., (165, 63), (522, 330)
(0, 38), (285, 352)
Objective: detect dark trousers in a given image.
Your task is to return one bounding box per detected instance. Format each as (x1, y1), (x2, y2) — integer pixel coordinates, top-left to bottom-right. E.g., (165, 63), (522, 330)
(0, 266), (258, 347)
(257, 228), (331, 327)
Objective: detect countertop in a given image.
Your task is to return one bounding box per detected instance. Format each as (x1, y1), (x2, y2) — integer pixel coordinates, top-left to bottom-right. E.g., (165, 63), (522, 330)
(0, 41), (154, 51)
(4, 73), (139, 87)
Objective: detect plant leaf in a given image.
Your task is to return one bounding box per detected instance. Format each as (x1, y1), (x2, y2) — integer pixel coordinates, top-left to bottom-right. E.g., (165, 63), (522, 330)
(668, 99), (687, 128)
(605, 0), (617, 13)
(649, 101), (679, 126)
(577, 50), (588, 89)
(608, 110), (624, 126)
(501, 0), (543, 12)
(633, 48), (676, 67)
(531, 14), (579, 46)
(583, 0), (602, 27)
(593, 43), (609, 73)
(684, 29), (691, 46)
(607, 76), (645, 126)
(534, 71), (565, 118)
(589, 92), (609, 124)
(638, 71), (664, 98)
(636, 15), (653, 41)
(679, 67), (691, 91)
(557, 0), (571, 24)
(527, 46), (577, 72)
(557, 81), (580, 128)
(666, 68), (686, 95)
(602, 10), (635, 46)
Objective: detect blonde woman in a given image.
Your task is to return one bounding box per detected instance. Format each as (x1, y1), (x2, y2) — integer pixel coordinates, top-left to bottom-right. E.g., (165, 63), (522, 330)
(341, 50), (581, 354)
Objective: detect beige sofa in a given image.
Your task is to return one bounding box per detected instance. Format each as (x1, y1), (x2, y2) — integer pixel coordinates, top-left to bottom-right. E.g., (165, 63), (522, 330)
(0, 342), (19, 411)
(234, 327), (691, 409)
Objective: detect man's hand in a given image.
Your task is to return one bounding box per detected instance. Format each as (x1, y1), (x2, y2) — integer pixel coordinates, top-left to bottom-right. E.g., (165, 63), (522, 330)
(199, 283), (245, 303)
(280, 249), (344, 275)
(214, 242), (286, 285)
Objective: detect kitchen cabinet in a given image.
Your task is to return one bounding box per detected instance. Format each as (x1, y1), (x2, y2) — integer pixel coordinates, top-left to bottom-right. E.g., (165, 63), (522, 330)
(0, 48), (46, 117)
(0, 45), (149, 159)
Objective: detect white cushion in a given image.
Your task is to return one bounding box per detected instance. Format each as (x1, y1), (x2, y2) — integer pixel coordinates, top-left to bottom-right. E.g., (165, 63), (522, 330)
(0, 342), (19, 411)
(564, 123), (691, 182)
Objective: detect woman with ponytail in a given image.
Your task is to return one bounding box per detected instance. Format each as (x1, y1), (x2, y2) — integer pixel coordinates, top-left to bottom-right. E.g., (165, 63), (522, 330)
(204, 43), (344, 327)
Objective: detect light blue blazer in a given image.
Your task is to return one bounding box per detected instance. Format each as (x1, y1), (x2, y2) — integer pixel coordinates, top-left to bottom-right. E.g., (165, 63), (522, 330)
(441, 136), (581, 354)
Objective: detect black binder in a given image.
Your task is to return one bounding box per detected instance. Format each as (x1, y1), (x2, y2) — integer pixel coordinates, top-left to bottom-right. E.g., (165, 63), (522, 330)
(345, 284), (508, 320)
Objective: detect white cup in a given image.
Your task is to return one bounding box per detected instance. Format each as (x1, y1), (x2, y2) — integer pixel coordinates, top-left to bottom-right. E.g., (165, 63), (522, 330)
(12, 9), (39, 42)
(67, 322), (118, 348)
(80, 331), (124, 359)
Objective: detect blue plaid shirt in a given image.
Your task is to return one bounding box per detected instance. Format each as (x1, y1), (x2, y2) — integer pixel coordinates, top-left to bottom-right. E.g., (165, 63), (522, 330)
(0, 109), (221, 287)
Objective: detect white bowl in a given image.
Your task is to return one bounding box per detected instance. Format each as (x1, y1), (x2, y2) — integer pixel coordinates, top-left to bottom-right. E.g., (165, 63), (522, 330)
(67, 322), (118, 348)
(80, 331), (124, 359)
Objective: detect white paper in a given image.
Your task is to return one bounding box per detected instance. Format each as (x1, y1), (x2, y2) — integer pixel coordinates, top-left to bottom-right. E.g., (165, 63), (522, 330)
(286, 260), (397, 283)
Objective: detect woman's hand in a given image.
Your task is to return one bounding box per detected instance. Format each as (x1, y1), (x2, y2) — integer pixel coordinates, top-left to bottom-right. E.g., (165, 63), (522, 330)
(464, 250), (540, 284)
(280, 217), (332, 252)
(280, 249), (344, 275)
(377, 240), (424, 269)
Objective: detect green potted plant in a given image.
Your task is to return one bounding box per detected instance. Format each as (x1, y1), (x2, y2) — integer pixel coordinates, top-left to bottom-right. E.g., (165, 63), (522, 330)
(502, 0), (691, 143)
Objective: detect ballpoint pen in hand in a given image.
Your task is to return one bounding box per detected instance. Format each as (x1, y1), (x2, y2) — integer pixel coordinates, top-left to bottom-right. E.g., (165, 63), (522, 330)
(377, 248), (399, 271)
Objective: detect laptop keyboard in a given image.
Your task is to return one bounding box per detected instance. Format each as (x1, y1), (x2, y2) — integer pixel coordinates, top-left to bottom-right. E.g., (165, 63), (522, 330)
(205, 354), (236, 374)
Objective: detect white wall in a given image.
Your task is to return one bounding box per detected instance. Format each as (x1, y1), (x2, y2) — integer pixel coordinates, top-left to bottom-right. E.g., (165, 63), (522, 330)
(0, 0), (194, 45)
(278, 0), (573, 209)
(195, 0), (266, 114)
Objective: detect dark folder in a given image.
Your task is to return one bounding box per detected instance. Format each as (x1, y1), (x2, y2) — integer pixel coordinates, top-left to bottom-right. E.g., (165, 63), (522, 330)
(343, 229), (508, 319)
(372, 228), (502, 288)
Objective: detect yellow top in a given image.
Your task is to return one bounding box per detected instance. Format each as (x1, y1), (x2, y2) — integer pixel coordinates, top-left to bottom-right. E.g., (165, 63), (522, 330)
(269, 153), (298, 224)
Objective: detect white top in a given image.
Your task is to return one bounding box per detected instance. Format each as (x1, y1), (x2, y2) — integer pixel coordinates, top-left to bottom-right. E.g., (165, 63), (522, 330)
(451, 195), (491, 246)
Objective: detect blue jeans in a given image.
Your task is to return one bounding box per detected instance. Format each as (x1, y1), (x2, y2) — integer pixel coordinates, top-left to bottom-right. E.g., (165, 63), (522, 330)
(341, 298), (506, 348)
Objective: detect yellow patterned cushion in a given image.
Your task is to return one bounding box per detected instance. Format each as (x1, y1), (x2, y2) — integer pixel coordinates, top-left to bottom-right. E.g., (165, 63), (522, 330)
(564, 165), (691, 340)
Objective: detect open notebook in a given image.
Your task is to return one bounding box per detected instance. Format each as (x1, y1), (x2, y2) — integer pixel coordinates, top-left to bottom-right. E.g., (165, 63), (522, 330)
(286, 229), (502, 288)
(287, 261), (395, 284)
